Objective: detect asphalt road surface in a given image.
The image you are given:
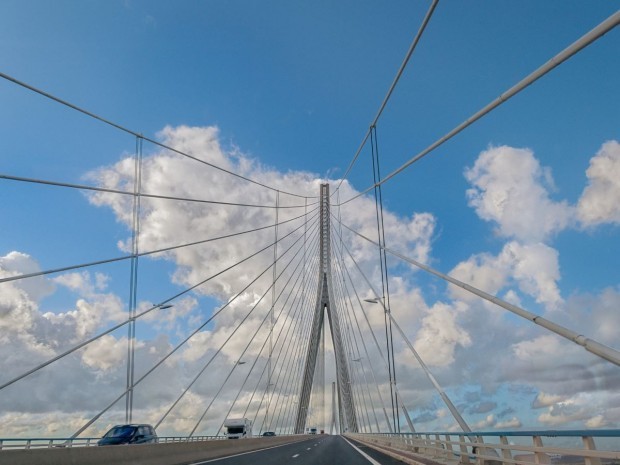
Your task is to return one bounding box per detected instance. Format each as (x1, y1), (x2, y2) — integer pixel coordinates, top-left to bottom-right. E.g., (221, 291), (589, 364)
(187, 435), (404, 465)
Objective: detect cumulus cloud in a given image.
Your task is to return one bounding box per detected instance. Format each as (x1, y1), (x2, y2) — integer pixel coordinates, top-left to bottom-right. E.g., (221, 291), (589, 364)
(4, 128), (620, 437)
(0, 251), (55, 301)
(81, 334), (142, 372)
(449, 241), (562, 311)
(495, 417), (521, 429)
(62, 124), (444, 435)
(412, 301), (471, 367)
(86, 125), (436, 305)
(465, 145), (573, 242)
(472, 414), (496, 429)
(85, 124), (439, 394)
(0, 253), (189, 435)
(82, 132), (619, 433)
(577, 140), (620, 226)
(532, 392), (566, 409)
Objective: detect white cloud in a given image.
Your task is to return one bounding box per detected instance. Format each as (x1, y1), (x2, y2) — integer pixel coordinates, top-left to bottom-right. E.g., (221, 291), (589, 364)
(532, 392), (566, 409)
(537, 398), (586, 426)
(4, 129), (620, 437)
(577, 140), (620, 226)
(506, 242), (562, 310)
(465, 145), (573, 242)
(495, 417), (521, 429)
(512, 334), (569, 363)
(449, 241), (562, 311)
(81, 334), (144, 372)
(85, 124), (439, 390)
(0, 251), (55, 301)
(412, 301), (471, 367)
(585, 414), (609, 428)
(472, 414), (496, 429)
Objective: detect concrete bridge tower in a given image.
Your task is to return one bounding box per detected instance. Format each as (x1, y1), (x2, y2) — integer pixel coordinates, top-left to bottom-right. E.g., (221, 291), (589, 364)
(294, 183), (358, 434)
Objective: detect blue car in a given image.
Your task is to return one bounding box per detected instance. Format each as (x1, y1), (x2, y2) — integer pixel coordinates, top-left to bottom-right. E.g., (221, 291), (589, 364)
(97, 424), (158, 446)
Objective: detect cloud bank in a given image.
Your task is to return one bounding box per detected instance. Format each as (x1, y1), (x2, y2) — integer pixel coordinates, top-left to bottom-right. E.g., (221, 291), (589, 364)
(2, 127), (619, 437)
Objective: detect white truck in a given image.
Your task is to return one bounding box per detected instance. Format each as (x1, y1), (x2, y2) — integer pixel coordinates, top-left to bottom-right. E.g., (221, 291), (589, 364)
(224, 418), (253, 439)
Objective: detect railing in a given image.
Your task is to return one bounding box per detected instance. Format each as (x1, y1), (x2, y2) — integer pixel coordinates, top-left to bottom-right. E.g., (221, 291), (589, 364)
(347, 430), (620, 465)
(0, 435), (226, 450)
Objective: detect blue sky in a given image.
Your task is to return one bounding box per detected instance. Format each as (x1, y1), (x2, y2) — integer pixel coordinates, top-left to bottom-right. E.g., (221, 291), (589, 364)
(1, 1), (619, 437)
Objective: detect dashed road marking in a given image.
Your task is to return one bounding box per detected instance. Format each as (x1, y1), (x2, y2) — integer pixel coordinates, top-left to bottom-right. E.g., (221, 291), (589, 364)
(292, 454), (300, 458)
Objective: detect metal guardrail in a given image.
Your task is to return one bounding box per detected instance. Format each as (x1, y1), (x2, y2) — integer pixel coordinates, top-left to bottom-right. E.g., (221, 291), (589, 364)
(348, 430), (620, 465)
(0, 435), (226, 450)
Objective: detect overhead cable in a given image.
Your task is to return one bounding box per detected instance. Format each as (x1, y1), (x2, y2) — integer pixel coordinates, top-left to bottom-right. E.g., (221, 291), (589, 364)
(333, 223), (473, 434)
(0, 205), (318, 285)
(339, 219), (620, 368)
(335, 0), (440, 193)
(330, 247), (381, 432)
(0, 210), (317, 393)
(330, 214), (418, 432)
(217, 245), (320, 435)
(186, 225), (317, 437)
(338, 11), (620, 206)
(0, 173), (316, 209)
(330, 230), (394, 432)
(0, 71), (316, 199)
(69, 215), (313, 439)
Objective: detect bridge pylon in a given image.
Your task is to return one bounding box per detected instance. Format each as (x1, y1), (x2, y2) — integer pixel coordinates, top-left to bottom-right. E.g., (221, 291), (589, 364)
(294, 183), (358, 434)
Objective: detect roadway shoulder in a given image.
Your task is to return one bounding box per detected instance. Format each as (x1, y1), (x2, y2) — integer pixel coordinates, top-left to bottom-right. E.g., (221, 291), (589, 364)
(345, 435), (451, 465)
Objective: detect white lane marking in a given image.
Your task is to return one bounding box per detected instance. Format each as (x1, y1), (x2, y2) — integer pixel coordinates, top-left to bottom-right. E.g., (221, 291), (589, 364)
(292, 454), (300, 458)
(342, 436), (382, 465)
(306, 447), (311, 450)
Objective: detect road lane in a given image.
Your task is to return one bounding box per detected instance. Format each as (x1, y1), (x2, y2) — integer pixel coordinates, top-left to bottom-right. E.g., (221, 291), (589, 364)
(188, 435), (404, 465)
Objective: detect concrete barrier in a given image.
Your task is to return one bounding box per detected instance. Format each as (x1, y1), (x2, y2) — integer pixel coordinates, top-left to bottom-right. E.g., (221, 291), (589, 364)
(0, 435), (313, 465)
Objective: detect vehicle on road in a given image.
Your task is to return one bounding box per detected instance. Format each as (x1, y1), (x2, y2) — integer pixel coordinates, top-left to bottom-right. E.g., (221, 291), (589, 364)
(224, 418), (253, 439)
(262, 431), (276, 437)
(97, 424), (157, 446)
(309, 427), (317, 434)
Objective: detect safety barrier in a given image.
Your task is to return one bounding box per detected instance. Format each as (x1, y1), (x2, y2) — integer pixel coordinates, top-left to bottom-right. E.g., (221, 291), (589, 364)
(346, 430), (620, 465)
(0, 435), (225, 450)
(0, 434), (308, 465)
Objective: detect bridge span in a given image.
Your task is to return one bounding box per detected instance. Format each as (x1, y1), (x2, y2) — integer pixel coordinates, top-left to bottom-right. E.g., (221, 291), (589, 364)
(0, 435), (403, 465)
(1, 430), (618, 465)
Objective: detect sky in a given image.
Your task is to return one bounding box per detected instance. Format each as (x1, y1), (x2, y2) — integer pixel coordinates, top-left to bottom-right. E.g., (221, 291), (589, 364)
(1, 0), (619, 439)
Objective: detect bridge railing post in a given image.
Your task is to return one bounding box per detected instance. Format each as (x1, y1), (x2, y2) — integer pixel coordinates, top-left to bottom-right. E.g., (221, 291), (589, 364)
(421, 433), (429, 454)
(582, 435), (602, 465)
(532, 436), (550, 464)
(434, 434), (443, 458)
(499, 436), (512, 465)
(459, 434), (471, 465)
(445, 434), (455, 460)
(406, 434), (415, 452)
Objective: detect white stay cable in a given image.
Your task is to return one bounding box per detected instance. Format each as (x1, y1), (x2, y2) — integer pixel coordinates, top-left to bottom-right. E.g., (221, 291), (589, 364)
(333, 221), (473, 433)
(331, 217), (417, 432)
(335, 0), (440, 193)
(338, 11), (620, 206)
(339, 220), (620, 368)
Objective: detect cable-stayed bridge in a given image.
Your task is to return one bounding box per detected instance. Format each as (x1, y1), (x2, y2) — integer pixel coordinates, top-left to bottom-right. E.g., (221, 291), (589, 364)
(1, 4), (619, 465)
